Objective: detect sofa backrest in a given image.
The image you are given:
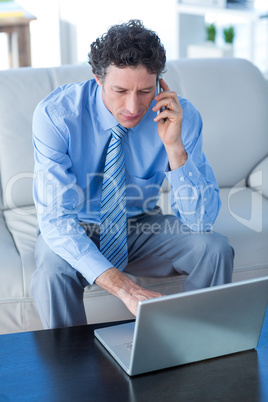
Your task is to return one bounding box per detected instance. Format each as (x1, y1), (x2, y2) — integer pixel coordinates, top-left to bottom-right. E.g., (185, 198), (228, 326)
(0, 64), (94, 211)
(164, 58), (268, 187)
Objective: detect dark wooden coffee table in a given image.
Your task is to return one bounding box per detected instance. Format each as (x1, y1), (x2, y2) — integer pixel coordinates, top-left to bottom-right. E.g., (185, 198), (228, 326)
(0, 310), (267, 401)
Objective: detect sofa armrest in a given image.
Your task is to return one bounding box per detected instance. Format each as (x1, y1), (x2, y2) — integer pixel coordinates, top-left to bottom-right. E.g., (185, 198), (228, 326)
(247, 155), (268, 199)
(0, 211), (23, 299)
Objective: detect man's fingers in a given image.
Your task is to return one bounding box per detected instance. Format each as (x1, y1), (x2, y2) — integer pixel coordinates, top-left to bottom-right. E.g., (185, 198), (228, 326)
(134, 292), (164, 301)
(159, 77), (169, 92)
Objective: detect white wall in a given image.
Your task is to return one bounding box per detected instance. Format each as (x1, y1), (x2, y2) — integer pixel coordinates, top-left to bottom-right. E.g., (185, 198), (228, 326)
(15, 0), (61, 67)
(59, 0), (178, 65)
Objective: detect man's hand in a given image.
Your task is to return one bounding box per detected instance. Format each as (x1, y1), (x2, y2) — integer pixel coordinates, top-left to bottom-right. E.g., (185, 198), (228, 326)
(95, 267), (163, 316)
(152, 78), (187, 170)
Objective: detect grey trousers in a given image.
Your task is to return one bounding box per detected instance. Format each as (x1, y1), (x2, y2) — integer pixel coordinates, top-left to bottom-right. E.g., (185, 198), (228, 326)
(31, 208), (234, 329)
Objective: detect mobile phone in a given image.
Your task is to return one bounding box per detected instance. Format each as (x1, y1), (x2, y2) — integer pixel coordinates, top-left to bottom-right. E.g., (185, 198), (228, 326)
(157, 78), (164, 115)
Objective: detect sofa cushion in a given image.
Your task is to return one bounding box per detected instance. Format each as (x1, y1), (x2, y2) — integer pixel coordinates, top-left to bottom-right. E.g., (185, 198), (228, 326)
(3, 208), (38, 298)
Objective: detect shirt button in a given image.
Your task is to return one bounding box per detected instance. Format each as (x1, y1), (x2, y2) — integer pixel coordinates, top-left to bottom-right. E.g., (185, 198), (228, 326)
(180, 177), (185, 182)
(204, 198), (207, 202)
(189, 172), (192, 177)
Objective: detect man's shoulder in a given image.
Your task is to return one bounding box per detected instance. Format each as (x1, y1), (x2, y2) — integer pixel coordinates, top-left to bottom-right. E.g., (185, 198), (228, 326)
(178, 95), (199, 116)
(36, 78), (97, 119)
(178, 94), (202, 127)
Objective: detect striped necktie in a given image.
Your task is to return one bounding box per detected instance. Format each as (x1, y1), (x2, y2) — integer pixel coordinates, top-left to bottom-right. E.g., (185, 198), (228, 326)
(100, 124), (128, 271)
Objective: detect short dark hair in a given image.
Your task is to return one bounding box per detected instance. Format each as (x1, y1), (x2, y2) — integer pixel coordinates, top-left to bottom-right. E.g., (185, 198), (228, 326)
(88, 19), (166, 81)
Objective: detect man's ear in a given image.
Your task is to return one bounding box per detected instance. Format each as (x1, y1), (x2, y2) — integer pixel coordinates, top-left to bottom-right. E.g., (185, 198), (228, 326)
(94, 75), (102, 86)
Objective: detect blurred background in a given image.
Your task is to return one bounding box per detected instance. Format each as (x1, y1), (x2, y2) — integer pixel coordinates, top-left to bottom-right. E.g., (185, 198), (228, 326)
(0, 0), (267, 77)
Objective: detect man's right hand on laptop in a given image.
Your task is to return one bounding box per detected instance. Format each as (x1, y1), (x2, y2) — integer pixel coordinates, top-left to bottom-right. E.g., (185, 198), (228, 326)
(95, 267), (163, 316)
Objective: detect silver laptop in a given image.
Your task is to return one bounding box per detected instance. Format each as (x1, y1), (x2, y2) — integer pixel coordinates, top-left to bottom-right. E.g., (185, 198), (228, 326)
(94, 276), (268, 376)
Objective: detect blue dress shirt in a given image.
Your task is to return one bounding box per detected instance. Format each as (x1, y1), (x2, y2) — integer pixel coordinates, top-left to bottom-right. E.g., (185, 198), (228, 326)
(33, 79), (221, 284)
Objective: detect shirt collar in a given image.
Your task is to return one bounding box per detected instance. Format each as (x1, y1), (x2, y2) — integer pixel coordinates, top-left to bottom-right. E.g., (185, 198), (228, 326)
(96, 84), (118, 131)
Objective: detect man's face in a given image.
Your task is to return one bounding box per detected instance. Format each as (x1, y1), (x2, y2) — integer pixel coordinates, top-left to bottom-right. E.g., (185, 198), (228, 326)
(95, 64), (157, 128)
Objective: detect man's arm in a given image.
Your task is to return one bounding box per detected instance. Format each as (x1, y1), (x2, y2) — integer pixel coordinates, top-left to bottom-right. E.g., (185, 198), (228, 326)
(153, 79), (221, 231)
(153, 79), (187, 170)
(33, 103), (114, 286)
(95, 268), (163, 316)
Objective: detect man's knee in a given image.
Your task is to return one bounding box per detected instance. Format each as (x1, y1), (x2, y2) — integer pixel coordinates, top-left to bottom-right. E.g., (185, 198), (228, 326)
(179, 231), (234, 290)
(180, 231), (233, 280)
(210, 232), (234, 272)
(191, 231), (234, 261)
(195, 231), (234, 281)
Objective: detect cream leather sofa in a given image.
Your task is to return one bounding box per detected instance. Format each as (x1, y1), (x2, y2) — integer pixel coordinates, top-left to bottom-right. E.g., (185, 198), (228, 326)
(0, 58), (267, 334)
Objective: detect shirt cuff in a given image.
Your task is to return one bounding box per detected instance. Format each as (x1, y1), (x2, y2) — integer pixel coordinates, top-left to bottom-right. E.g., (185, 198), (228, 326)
(74, 251), (114, 285)
(165, 156), (202, 188)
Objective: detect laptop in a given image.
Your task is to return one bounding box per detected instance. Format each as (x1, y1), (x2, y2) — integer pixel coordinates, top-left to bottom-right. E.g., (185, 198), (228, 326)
(94, 276), (268, 376)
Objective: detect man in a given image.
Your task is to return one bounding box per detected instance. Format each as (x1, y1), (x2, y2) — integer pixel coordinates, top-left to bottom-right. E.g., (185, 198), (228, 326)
(31, 20), (234, 329)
